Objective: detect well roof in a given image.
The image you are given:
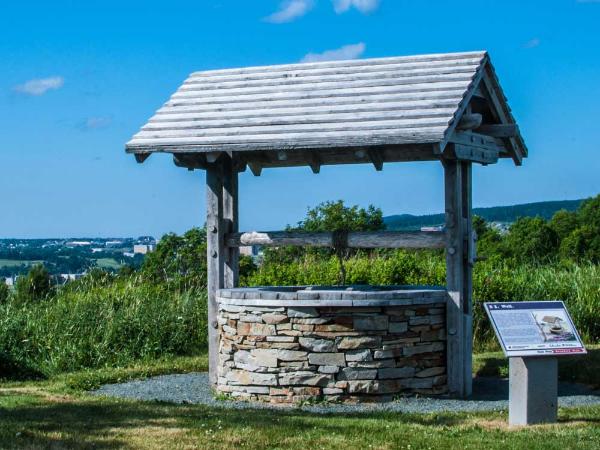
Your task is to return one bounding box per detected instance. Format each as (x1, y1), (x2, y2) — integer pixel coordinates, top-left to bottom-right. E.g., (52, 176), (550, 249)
(126, 50), (526, 167)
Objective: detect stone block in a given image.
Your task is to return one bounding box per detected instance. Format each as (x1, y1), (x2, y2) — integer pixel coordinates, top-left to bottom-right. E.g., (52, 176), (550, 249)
(239, 314), (263, 323)
(378, 367), (416, 379)
(345, 349), (372, 362)
(292, 317), (331, 325)
(262, 313), (288, 325)
(409, 316), (431, 325)
(318, 365), (340, 374)
(287, 307), (319, 318)
(323, 388), (344, 395)
(403, 342), (444, 356)
(279, 371), (331, 386)
(237, 322), (276, 336)
(277, 323), (292, 330)
(348, 359), (395, 369)
(299, 337), (336, 353)
(293, 324), (315, 332)
(308, 352), (346, 366)
(353, 315), (389, 331)
(277, 350), (308, 361)
(336, 336), (381, 350)
(222, 325), (237, 335)
(266, 336), (296, 342)
(225, 370), (277, 386)
(415, 366), (445, 378)
(338, 367), (377, 380)
(388, 322), (408, 334)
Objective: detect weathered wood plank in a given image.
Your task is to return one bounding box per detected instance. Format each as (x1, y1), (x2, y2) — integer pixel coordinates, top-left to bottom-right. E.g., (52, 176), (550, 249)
(161, 90), (465, 113)
(145, 108), (457, 129)
(153, 98), (462, 120)
(222, 156), (239, 289)
(188, 51), (486, 78)
(448, 131), (506, 153)
(475, 123), (518, 138)
(181, 65), (480, 91)
(225, 230), (446, 249)
(452, 143), (499, 165)
(138, 116), (452, 136)
(171, 75), (476, 100)
(443, 159), (473, 398)
(127, 127), (447, 150)
(186, 57), (485, 84)
(206, 163), (225, 386)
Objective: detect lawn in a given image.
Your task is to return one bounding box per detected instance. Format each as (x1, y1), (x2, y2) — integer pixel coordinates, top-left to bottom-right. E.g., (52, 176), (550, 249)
(0, 259), (42, 268)
(95, 258), (123, 270)
(1, 352), (600, 449)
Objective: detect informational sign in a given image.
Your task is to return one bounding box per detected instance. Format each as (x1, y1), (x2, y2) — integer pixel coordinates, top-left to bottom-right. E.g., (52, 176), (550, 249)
(484, 301), (586, 357)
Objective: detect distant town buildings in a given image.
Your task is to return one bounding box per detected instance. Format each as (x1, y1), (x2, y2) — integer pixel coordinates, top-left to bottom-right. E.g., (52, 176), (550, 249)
(133, 244), (156, 255)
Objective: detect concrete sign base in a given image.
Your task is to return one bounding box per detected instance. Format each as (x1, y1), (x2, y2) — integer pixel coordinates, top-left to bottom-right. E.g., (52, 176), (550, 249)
(509, 357), (558, 426)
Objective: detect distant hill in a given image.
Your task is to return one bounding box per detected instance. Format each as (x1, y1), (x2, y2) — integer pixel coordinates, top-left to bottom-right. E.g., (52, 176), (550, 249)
(384, 199), (585, 231)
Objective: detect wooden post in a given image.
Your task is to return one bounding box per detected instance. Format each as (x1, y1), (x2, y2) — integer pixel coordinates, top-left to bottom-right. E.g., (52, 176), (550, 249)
(222, 156), (239, 288)
(206, 160), (225, 386)
(443, 154), (474, 398)
(206, 155), (239, 386)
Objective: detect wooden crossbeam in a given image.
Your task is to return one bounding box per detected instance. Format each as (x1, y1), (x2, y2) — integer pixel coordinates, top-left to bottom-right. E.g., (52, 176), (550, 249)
(134, 152), (151, 163)
(226, 230), (446, 249)
(453, 144), (499, 165)
(367, 149), (384, 171)
(476, 124), (518, 138)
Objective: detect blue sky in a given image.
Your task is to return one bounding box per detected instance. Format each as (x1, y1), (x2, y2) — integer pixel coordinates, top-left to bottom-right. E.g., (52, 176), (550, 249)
(1, 0), (599, 238)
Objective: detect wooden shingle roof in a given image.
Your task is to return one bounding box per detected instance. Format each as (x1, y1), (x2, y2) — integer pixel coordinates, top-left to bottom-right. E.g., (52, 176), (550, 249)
(126, 51), (527, 170)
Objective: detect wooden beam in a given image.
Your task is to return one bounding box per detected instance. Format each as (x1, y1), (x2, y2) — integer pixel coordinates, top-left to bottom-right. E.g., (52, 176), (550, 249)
(367, 149), (384, 171)
(308, 152), (321, 174)
(226, 230), (446, 249)
(480, 70), (524, 165)
(452, 143), (499, 165)
(134, 152), (151, 163)
(449, 131), (507, 154)
(173, 154), (208, 169)
(443, 159), (473, 398)
(277, 151), (288, 161)
(222, 156), (239, 290)
(248, 162), (262, 176)
(206, 162), (225, 386)
(206, 151), (223, 163)
(456, 113), (483, 131)
(475, 123), (518, 138)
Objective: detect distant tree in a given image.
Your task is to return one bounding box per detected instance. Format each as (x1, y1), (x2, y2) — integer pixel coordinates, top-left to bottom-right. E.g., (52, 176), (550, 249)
(579, 195), (600, 230)
(502, 217), (559, 263)
(472, 216), (503, 258)
(0, 282), (9, 304)
(297, 200), (385, 232)
(14, 264), (53, 302)
(549, 209), (579, 241)
(118, 265), (136, 278)
(560, 226), (600, 263)
(141, 228), (207, 289)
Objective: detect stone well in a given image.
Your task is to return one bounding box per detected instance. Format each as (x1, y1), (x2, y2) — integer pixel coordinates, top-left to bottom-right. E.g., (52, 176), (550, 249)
(216, 286), (448, 403)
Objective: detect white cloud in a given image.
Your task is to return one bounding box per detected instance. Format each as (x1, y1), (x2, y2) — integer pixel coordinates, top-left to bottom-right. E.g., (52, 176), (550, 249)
(333, 0), (379, 13)
(301, 42), (366, 63)
(79, 116), (113, 131)
(13, 76), (64, 96)
(523, 38), (541, 49)
(264, 0), (313, 23)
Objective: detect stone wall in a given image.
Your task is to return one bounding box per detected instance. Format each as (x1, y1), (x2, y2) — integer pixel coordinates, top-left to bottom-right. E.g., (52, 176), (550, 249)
(216, 288), (447, 403)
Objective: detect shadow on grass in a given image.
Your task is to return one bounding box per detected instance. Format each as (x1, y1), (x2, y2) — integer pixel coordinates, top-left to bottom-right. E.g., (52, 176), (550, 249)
(0, 353), (46, 381)
(2, 395), (475, 449)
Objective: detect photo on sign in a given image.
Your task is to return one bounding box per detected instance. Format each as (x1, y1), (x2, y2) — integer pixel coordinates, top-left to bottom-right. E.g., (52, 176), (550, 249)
(532, 311), (576, 342)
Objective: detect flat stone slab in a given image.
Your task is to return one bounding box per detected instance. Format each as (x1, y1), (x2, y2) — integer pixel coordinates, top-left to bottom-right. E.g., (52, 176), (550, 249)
(217, 285), (448, 307)
(92, 373), (600, 414)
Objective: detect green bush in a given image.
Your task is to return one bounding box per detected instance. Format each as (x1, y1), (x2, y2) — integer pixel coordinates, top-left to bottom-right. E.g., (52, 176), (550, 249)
(0, 278), (207, 379)
(14, 264), (53, 303)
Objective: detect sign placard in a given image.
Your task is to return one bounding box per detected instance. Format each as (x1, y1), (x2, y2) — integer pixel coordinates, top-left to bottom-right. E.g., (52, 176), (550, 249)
(484, 301), (586, 357)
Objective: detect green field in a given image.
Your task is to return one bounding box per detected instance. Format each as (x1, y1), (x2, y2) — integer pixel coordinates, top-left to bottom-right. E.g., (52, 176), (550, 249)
(94, 258), (123, 270)
(0, 259), (42, 268)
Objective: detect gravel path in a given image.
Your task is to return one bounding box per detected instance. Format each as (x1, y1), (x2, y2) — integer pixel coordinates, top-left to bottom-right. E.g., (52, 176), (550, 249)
(92, 373), (600, 414)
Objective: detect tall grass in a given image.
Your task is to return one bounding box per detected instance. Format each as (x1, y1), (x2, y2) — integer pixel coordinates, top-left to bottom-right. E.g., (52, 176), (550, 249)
(246, 251), (600, 350)
(0, 278), (207, 379)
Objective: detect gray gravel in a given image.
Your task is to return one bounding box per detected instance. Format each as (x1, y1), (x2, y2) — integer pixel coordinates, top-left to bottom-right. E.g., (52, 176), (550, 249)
(92, 372), (600, 414)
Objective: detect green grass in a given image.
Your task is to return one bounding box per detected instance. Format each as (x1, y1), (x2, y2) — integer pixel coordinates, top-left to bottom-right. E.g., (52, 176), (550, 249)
(95, 257), (123, 270)
(2, 352), (600, 449)
(0, 258), (42, 268)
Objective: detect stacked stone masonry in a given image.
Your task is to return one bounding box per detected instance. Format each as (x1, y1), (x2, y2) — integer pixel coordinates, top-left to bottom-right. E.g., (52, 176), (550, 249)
(216, 287), (448, 403)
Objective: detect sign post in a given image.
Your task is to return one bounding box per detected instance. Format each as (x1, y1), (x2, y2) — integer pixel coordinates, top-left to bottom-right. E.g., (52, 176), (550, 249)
(484, 301), (586, 426)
